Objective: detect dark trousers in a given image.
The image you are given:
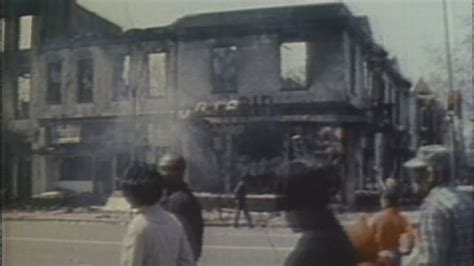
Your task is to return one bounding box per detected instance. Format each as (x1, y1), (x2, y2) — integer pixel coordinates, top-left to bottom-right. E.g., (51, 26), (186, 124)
(233, 200), (253, 228)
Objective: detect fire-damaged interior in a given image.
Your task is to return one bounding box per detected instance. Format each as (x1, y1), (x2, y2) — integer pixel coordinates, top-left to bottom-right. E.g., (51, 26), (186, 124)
(7, 1), (460, 208)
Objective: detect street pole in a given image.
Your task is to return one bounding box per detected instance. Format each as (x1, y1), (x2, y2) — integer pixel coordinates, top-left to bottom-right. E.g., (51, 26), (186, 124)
(441, 0), (456, 184)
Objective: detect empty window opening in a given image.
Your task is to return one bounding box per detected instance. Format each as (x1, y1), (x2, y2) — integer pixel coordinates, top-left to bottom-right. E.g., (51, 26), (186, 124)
(18, 16), (33, 50)
(46, 61), (62, 104)
(280, 42), (308, 89)
(1, 18), (5, 52)
(60, 156), (93, 181)
(212, 46), (238, 93)
(363, 61), (370, 91)
(15, 73), (31, 119)
(148, 53), (167, 97)
(77, 58), (94, 103)
(349, 42), (357, 94)
(113, 55), (130, 101)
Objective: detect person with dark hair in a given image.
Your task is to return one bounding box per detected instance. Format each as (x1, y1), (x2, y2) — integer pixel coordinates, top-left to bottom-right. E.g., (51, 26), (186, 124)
(118, 162), (195, 266)
(158, 153), (204, 262)
(233, 175), (254, 228)
(403, 145), (473, 266)
(280, 160), (357, 266)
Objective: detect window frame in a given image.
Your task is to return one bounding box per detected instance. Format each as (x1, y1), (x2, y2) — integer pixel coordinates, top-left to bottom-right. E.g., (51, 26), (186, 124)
(59, 156), (93, 181)
(211, 45), (239, 94)
(76, 56), (95, 104)
(112, 54), (131, 101)
(147, 51), (168, 98)
(349, 41), (357, 95)
(45, 60), (63, 105)
(15, 71), (31, 120)
(279, 41), (311, 91)
(18, 15), (34, 50)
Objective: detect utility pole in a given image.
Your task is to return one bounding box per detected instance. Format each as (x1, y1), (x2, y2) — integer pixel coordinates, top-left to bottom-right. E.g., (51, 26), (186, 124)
(441, 0), (457, 184)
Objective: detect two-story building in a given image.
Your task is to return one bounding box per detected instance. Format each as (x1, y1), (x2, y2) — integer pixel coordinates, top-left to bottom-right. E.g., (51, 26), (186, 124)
(2, 0), (123, 200)
(3, 1), (412, 206)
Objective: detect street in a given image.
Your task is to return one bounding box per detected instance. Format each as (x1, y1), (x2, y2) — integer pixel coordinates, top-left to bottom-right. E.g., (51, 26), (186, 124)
(4, 221), (298, 266)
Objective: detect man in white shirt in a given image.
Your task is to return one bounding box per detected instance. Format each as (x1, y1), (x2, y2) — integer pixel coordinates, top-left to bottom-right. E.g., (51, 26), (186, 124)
(119, 162), (195, 266)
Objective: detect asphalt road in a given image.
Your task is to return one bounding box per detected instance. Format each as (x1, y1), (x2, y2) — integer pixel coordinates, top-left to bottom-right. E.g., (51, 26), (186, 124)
(4, 221), (299, 266)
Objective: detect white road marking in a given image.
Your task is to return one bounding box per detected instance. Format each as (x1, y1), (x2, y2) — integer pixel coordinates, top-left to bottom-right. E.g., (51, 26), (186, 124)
(5, 237), (293, 251)
(5, 237), (121, 246)
(210, 232), (299, 238)
(204, 245), (292, 251)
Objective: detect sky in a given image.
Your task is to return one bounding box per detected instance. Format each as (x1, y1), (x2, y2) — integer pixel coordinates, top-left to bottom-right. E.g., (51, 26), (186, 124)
(77, 0), (471, 83)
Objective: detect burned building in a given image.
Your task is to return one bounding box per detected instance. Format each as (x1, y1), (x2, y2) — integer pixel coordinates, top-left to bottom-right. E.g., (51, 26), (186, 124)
(2, 0), (123, 200)
(3, 2), (413, 207)
(169, 5), (412, 205)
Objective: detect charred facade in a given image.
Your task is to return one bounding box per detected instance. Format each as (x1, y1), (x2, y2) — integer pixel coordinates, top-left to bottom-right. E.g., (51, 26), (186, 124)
(3, 1), (420, 206)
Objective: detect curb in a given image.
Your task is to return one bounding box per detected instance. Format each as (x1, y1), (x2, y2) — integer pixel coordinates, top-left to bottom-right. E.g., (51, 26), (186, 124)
(3, 210), (420, 227)
(3, 216), (127, 224)
(3, 215), (290, 227)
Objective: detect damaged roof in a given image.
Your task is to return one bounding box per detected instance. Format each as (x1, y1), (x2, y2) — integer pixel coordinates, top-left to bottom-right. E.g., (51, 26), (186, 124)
(174, 3), (352, 28)
(170, 3), (378, 49)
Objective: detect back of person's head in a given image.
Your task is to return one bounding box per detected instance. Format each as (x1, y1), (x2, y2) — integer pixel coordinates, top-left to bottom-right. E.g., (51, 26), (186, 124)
(158, 153), (186, 170)
(119, 162), (162, 207)
(380, 191), (400, 209)
(279, 160), (333, 211)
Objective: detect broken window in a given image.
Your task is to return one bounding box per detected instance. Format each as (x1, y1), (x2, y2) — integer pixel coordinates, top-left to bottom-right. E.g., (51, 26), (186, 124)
(394, 91), (401, 124)
(1, 18), (5, 52)
(280, 42), (308, 89)
(15, 73), (31, 119)
(60, 156), (93, 181)
(363, 61), (370, 91)
(46, 61), (62, 104)
(77, 58), (94, 103)
(212, 46), (238, 93)
(384, 81), (392, 104)
(18, 16), (33, 50)
(148, 52), (167, 97)
(349, 42), (357, 94)
(50, 124), (81, 145)
(113, 55), (130, 101)
(419, 106), (429, 131)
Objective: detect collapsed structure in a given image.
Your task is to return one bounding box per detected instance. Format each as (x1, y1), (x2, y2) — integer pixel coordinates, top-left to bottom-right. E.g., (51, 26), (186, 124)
(4, 0), (441, 206)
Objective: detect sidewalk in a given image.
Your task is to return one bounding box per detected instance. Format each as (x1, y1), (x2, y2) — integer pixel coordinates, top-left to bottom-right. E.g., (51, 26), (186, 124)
(3, 207), (420, 227)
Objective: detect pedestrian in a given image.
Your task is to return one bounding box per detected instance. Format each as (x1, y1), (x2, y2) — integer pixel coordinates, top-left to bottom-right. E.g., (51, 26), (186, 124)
(233, 175), (254, 228)
(369, 191), (413, 265)
(403, 145), (473, 266)
(118, 162), (195, 266)
(280, 160), (357, 266)
(345, 214), (379, 264)
(158, 153), (204, 262)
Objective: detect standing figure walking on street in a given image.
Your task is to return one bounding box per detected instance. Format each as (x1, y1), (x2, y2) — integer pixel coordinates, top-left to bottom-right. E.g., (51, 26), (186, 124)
(369, 191), (414, 266)
(281, 160), (357, 266)
(403, 145), (473, 266)
(233, 175), (254, 228)
(119, 162), (195, 266)
(158, 153), (204, 262)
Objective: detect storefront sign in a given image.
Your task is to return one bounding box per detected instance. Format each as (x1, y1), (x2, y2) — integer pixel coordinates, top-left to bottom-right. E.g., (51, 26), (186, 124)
(171, 95), (274, 119)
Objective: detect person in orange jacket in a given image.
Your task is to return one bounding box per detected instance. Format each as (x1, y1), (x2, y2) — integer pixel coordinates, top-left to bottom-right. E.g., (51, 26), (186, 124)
(369, 191), (414, 266)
